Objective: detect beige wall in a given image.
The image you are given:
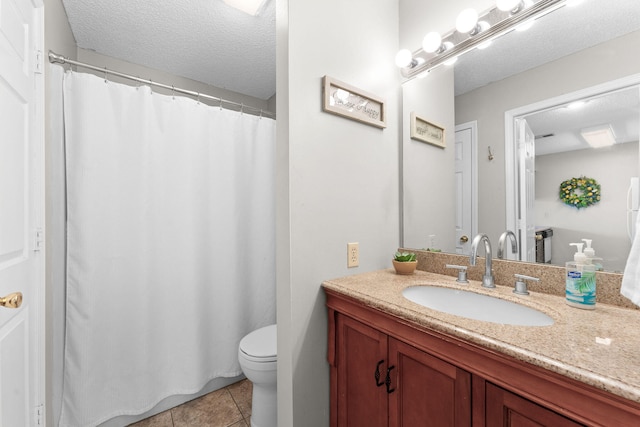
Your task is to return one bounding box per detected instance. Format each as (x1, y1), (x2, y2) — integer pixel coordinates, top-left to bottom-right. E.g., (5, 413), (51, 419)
(456, 30), (640, 247)
(277, 0), (401, 425)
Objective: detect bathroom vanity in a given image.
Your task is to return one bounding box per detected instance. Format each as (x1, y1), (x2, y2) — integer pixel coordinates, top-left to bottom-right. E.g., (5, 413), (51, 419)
(323, 269), (640, 426)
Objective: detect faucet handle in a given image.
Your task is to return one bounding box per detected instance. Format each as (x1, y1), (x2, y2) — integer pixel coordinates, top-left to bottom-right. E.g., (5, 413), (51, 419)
(446, 264), (469, 284)
(513, 274), (540, 295)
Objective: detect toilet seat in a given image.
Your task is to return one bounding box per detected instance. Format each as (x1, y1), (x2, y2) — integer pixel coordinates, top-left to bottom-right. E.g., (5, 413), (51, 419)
(239, 324), (277, 363)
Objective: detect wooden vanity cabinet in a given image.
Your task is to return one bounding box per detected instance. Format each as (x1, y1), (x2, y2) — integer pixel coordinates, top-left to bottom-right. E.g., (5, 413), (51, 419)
(326, 288), (640, 427)
(334, 313), (471, 427)
(485, 382), (582, 426)
(334, 313), (387, 427)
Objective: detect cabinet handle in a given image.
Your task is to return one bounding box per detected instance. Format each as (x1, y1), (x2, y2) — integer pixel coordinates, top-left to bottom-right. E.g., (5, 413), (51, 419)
(374, 360), (385, 387)
(385, 365), (396, 394)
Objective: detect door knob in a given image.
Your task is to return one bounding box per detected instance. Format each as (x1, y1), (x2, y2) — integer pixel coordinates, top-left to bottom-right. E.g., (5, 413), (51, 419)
(0, 292), (23, 309)
(460, 235), (469, 243)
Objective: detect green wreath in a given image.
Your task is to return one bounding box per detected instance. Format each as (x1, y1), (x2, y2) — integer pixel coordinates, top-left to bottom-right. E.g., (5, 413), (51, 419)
(559, 176), (601, 209)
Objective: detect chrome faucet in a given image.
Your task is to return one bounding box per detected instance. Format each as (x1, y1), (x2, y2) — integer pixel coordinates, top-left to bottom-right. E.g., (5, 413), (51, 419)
(470, 234), (495, 288)
(497, 230), (518, 259)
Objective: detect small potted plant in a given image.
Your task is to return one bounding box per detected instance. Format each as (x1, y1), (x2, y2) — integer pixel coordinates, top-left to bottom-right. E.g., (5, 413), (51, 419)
(392, 251), (417, 275)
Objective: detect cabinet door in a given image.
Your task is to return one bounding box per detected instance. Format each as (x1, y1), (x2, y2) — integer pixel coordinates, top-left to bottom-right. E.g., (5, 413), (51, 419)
(336, 314), (388, 427)
(486, 383), (584, 426)
(388, 338), (471, 427)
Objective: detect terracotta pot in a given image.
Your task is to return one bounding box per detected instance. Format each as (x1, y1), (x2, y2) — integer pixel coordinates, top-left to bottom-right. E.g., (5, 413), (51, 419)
(392, 259), (417, 275)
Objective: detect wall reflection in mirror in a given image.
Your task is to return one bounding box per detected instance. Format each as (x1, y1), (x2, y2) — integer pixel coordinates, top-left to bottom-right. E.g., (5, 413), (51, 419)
(401, 0), (640, 273)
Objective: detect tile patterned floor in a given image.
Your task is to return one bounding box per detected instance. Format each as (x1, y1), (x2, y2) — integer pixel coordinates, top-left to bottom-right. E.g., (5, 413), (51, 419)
(129, 379), (252, 427)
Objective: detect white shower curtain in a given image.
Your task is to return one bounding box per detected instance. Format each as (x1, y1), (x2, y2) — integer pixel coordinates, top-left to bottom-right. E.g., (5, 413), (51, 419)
(52, 67), (276, 426)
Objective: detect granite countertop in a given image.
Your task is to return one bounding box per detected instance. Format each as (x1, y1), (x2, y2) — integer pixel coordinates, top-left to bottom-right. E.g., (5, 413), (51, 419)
(322, 269), (640, 403)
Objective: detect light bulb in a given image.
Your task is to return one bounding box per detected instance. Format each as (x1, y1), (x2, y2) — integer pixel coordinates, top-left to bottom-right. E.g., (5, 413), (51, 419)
(395, 49), (414, 68)
(456, 8), (479, 33)
(422, 32), (442, 53)
(496, 0), (522, 12)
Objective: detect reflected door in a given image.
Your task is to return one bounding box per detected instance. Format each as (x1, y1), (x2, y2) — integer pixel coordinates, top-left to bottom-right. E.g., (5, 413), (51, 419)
(517, 118), (536, 262)
(455, 123), (477, 255)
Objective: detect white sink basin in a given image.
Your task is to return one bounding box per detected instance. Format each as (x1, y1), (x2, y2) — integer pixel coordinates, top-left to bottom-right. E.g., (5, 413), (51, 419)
(402, 286), (554, 326)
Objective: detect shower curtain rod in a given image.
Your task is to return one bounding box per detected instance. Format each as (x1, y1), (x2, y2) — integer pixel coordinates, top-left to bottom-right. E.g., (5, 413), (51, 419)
(48, 51), (276, 119)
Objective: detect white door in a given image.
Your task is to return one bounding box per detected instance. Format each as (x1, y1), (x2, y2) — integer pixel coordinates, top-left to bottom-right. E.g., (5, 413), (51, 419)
(0, 0), (44, 425)
(517, 118), (536, 262)
(454, 122), (477, 255)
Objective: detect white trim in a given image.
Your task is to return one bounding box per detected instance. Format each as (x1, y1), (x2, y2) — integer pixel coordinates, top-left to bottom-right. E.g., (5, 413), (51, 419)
(455, 121), (478, 243)
(504, 73), (640, 247)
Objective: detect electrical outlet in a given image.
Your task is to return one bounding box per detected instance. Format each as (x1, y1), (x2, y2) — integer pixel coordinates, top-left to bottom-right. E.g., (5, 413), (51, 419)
(347, 242), (359, 268)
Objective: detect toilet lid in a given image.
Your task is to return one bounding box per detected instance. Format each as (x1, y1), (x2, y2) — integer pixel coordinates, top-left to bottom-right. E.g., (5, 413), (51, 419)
(239, 324), (277, 360)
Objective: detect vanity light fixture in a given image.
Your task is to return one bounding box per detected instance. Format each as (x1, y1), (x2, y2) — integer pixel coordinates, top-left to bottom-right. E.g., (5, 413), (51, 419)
(222, 0), (267, 15)
(422, 32), (446, 54)
(395, 49), (416, 68)
(443, 43), (458, 65)
(581, 125), (617, 148)
(396, 0), (569, 80)
(476, 22), (493, 49)
(456, 8), (480, 34)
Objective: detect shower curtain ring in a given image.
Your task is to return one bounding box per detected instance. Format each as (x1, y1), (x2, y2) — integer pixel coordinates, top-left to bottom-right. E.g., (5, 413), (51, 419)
(104, 67), (108, 83)
(260, 110), (263, 119)
(241, 103), (244, 114)
(197, 93), (200, 104)
(172, 85), (175, 100)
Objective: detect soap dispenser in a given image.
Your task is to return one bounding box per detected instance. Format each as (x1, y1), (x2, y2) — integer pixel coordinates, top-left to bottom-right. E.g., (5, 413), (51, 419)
(566, 242), (596, 310)
(582, 238), (602, 270)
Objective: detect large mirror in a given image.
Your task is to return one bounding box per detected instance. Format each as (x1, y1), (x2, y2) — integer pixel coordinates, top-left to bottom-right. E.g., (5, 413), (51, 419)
(402, 0), (640, 273)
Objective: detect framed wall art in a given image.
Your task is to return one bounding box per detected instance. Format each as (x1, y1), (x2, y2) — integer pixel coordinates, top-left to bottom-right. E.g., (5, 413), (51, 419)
(322, 76), (386, 129)
(410, 112), (445, 148)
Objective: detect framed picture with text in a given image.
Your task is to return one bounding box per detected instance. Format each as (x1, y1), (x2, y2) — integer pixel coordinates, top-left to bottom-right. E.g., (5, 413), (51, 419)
(410, 112), (445, 148)
(322, 76), (386, 129)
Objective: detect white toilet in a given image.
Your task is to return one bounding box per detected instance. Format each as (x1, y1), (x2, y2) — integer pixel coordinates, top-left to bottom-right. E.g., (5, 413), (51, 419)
(238, 324), (277, 427)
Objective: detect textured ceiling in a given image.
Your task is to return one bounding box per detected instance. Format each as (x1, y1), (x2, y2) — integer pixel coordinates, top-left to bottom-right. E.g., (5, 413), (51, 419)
(62, 0), (276, 100)
(454, 0), (640, 96)
(61, 0), (638, 113)
(452, 0), (640, 156)
(528, 87), (640, 156)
